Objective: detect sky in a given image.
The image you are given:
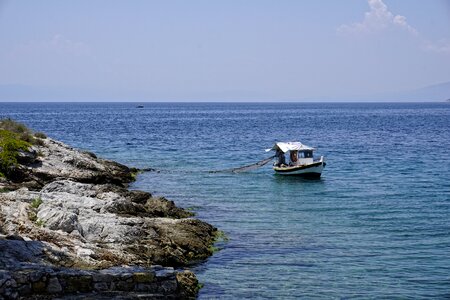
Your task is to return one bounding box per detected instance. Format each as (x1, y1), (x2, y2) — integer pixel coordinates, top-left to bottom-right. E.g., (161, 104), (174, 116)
(0, 0), (449, 101)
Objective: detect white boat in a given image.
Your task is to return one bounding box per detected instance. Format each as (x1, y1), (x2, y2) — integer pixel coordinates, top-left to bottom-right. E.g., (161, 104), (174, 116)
(266, 142), (326, 178)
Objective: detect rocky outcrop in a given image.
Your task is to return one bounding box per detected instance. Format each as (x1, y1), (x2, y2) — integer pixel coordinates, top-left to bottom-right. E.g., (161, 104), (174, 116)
(5, 138), (137, 190)
(0, 137), (217, 299)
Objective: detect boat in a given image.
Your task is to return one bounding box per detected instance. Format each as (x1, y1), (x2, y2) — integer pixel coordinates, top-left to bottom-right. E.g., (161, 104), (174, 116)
(266, 141), (326, 178)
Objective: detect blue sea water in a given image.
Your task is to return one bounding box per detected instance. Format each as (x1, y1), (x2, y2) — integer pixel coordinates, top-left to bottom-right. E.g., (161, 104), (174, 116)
(1, 102), (450, 299)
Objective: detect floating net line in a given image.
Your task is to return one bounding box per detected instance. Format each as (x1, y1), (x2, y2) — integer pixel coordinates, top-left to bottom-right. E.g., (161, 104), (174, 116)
(208, 155), (275, 173)
(141, 155), (275, 174)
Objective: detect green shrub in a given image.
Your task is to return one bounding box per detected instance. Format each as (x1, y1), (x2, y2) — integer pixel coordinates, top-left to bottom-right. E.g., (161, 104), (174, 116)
(0, 118), (45, 146)
(0, 129), (31, 177)
(28, 197), (43, 223)
(35, 218), (45, 227)
(31, 196), (43, 209)
(19, 132), (36, 144)
(34, 132), (47, 139)
(0, 118), (50, 178)
(0, 118), (28, 134)
(34, 138), (45, 146)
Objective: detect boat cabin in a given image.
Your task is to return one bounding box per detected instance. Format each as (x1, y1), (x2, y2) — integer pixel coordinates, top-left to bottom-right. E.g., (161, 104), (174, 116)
(266, 141), (316, 167)
(290, 149), (314, 166)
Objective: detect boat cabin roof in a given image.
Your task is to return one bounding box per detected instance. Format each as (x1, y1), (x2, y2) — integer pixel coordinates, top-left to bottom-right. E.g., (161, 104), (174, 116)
(266, 141), (314, 153)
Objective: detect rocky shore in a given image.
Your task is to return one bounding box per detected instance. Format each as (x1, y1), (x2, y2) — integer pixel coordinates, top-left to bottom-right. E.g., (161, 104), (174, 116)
(0, 122), (217, 299)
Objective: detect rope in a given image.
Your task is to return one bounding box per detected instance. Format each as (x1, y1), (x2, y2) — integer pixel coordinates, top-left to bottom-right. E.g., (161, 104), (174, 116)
(141, 155), (275, 174)
(208, 155), (275, 173)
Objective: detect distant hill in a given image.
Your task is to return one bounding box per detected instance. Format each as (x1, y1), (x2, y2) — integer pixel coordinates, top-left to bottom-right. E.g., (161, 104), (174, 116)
(401, 81), (450, 102)
(404, 81), (450, 101)
(318, 81), (450, 102)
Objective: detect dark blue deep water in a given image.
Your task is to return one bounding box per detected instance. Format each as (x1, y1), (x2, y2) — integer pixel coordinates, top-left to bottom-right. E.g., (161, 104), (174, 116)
(1, 102), (450, 298)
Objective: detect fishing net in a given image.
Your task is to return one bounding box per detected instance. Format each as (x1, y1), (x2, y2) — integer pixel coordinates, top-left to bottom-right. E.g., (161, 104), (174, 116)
(142, 156), (276, 174)
(209, 155), (275, 173)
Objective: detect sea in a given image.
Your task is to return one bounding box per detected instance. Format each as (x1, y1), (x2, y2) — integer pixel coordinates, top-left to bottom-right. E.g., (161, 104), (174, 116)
(1, 102), (449, 299)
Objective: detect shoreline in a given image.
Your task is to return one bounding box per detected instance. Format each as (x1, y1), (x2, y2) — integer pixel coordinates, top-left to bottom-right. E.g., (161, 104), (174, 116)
(0, 121), (218, 299)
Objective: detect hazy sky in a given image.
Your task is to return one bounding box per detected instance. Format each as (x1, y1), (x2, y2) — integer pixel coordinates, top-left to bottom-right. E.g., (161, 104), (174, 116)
(0, 0), (449, 101)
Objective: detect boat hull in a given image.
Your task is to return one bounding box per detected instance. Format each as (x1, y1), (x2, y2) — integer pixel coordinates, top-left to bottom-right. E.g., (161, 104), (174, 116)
(273, 160), (325, 178)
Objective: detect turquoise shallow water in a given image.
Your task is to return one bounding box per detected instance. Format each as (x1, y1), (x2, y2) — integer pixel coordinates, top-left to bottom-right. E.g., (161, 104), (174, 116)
(1, 102), (450, 298)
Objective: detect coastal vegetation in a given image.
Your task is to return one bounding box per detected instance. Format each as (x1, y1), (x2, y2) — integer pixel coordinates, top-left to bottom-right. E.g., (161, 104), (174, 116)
(27, 196), (43, 224)
(0, 129), (31, 178)
(30, 196), (43, 209)
(0, 119), (46, 178)
(0, 118), (46, 144)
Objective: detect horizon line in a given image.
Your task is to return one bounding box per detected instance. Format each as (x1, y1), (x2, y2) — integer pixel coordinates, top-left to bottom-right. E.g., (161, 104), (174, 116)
(0, 100), (447, 104)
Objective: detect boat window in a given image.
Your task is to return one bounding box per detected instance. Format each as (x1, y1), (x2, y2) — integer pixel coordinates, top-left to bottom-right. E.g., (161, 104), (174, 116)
(299, 150), (313, 158)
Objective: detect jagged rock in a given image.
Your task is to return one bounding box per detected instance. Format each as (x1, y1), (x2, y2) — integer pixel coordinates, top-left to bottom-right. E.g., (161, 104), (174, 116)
(144, 218), (217, 266)
(5, 138), (137, 190)
(17, 147), (38, 164)
(176, 270), (200, 299)
(100, 200), (142, 216)
(37, 207), (82, 234)
(145, 197), (194, 219)
(41, 180), (98, 197)
(0, 238), (53, 268)
(1, 187), (40, 203)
